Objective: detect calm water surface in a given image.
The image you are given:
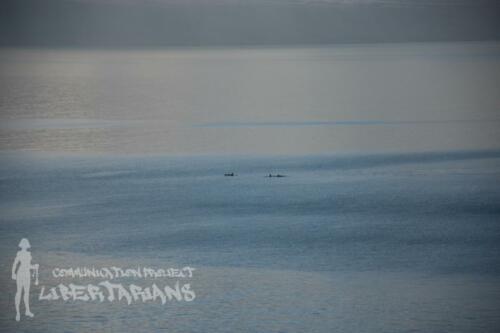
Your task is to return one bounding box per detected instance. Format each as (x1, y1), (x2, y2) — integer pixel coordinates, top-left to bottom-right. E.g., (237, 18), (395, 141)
(0, 42), (500, 332)
(0, 152), (499, 332)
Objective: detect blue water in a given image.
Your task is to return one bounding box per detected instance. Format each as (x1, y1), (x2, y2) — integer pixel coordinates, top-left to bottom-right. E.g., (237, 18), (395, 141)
(1, 42), (500, 332)
(1, 151), (500, 332)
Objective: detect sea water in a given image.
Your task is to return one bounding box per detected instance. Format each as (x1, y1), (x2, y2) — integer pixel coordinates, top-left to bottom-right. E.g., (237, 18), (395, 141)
(0, 42), (500, 332)
(0, 152), (499, 332)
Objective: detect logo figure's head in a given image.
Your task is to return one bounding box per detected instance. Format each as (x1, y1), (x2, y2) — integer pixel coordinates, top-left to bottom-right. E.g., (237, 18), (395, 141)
(18, 238), (30, 250)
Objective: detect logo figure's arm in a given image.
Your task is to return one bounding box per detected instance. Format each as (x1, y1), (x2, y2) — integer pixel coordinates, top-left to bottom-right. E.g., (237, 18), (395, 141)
(31, 263), (39, 285)
(11, 254), (20, 280)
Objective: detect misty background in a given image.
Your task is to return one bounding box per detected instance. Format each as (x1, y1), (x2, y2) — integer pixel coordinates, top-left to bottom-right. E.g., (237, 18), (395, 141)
(1, 0), (499, 48)
(0, 0), (499, 154)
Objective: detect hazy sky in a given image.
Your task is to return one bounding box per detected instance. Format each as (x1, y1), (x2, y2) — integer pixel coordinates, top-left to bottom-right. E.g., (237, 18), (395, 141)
(1, 0), (499, 47)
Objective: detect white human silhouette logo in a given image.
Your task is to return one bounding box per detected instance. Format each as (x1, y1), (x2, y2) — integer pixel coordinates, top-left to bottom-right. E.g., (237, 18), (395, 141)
(11, 238), (39, 322)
